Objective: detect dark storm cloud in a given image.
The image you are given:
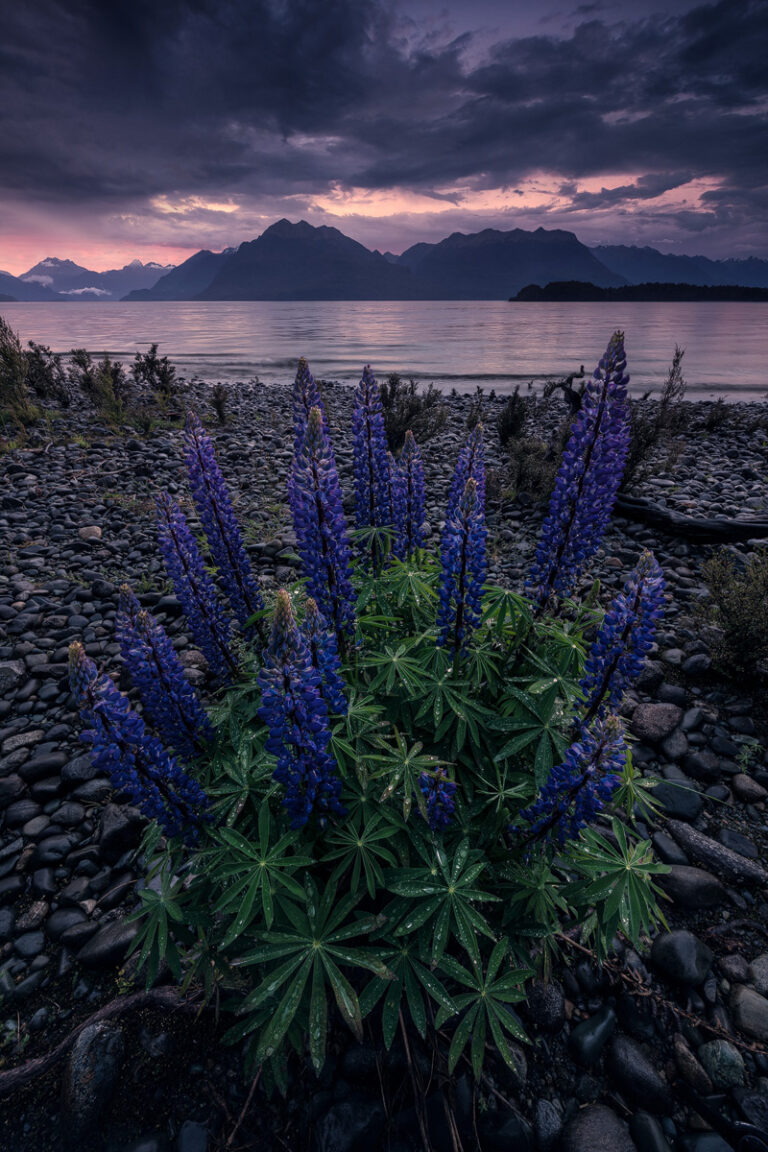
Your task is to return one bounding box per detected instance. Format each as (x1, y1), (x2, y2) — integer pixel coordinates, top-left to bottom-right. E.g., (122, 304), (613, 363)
(1, 0), (767, 253)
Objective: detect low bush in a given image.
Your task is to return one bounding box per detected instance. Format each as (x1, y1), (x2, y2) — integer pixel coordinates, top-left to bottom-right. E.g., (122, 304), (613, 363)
(0, 316), (37, 424)
(702, 396), (728, 434)
(69, 349), (131, 423)
(212, 383), (228, 425)
(25, 341), (71, 406)
(622, 344), (687, 489)
(68, 338), (668, 1098)
(380, 373), (447, 451)
(702, 547), (768, 678)
(132, 342), (179, 405)
(496, 386), (527, 446)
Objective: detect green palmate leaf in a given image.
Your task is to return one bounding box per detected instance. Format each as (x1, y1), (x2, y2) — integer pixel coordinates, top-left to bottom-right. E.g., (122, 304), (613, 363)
(324, 809), (399, 898)
(360, 939), (458, 1047)
(436, 941), (530, 1078)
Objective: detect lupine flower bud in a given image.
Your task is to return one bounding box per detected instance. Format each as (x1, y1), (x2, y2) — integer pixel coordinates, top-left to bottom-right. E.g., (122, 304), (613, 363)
(303, 598), (348, 714)
(69, 642), (209, 843)
(519, 714), (627, 845)
(400, 430), (425, 555)
(184, 412), (264, 632)
(579, 551), (666, 726)
(436, 477), (487, 651)
(290, 406), (356, 642)
(387, 452), (408, 560)
(292, 357), (327, 454)
(528, 331), (631, 607)
(156, 492), (238, 681)
(419, 767), (456, 831)
(258, 591), (344, 829)
(117, 585), (214, 759)
(447, 424), (485, 522)
(352, 365), (392, 565)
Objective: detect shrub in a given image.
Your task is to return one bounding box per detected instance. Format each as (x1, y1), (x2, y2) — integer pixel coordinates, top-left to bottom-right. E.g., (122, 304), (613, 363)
(497, 386), (527, 446)
(0, 316), (36, 424)
(622, 344), (687, 489)
(702, 396), (728, 434)
(69, 349), (130, 423)
(132, 342), (179, 404)
(25, 341), (71, 406)
(68, 340), (668, 1096)
(380, 373), (446, 451)
(212, 383), (228, 425)
(702, 548), (768, 678)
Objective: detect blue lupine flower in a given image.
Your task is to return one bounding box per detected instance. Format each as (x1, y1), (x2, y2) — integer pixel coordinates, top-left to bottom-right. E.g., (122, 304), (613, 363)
(258, 591), (344, 829)
(527, 332), (631, 607)
(447, 424), (485, 522)
(419, 767), (456, 831)
(579, 551), (666, 726)
(184, 411), (264, 632)
(156, 492), (238, 681)
(519, 714), (627, 845)
(399, 430), (425, 555)
(352, 365), (392, 566)
(292, 357), (327, 454)
(69, 642), (209, 843)
(436, 477), (487, 651)
(387, 451), (408, 560)
(303, 597), (348, 714)
(290, 406), (356, 642)
(117, 584), (214, 759)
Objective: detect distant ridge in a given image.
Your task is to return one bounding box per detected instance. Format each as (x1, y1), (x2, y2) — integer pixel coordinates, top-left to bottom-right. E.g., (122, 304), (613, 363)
(513, 281), (768, 302)
(20, 256), (175, 300)
(590, 245), (768, 289)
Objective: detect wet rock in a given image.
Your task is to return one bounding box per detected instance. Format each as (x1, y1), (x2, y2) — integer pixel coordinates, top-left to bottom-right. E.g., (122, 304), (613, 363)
(668, 820), (768, 884)
(651, 930), (713, 987)
(631, 703), (683, 743)
(526, 980), (565, 1033)
(78, 525), (102, 541)
(732, 773), (767, 803)
(697, 1039), (745, 1088)
(177, 1120), (208, 1152)
(608, 1035), (672, 1114)
(535, 1100), (562, 1152)
(98, 803), (144, 863)
(569, 1003), (617, 1067)
(658, 864), (724, 909)
(717, 828), (759, 859)
(62, 1021), (125, 1140)
(673, 1034), (713, 1094)
(61, 753), (99, 783)
(748, 955), (768, 996)
(562, 1104), (636, 1152)
(314, 1097), (386, 1152)
(76, 917), (138, 969)
(0, 660), (26, 694)
(629, 1112), (674, 1152)
(719, 954), (749, 983)
(730, 985), (768, 1041)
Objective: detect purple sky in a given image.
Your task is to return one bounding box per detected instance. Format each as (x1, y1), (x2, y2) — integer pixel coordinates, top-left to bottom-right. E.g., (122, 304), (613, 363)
(2, 0), (766, 273)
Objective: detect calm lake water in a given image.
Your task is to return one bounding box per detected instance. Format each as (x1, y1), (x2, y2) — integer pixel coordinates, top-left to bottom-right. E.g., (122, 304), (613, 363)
(2, 300), (767, 399)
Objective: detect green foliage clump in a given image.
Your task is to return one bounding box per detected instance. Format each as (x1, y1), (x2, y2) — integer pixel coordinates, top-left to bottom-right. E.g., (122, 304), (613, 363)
(132, 342), (179, 404)
(68, 349), (131, 424)
(702, 547), (768, 677)
(0, 316), (37, 425)
(380, 373), (447, 451)
(25, 341), (71, 406)
(212, 383), (228, 425)
(497, 386), (527, 446)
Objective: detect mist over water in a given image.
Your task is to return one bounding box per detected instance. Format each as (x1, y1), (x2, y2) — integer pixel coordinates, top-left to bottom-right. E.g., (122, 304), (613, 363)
(3, 299), (767, 399)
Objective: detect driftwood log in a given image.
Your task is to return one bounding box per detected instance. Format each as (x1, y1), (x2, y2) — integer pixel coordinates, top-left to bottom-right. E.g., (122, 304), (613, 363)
(615, 493), (768, 544)
(0, 986), (203, 1098)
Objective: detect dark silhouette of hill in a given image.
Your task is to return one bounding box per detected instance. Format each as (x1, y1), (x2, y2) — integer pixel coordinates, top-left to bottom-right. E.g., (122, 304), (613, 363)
(513, 280), (768, 302)
(591, 245), (768, 289)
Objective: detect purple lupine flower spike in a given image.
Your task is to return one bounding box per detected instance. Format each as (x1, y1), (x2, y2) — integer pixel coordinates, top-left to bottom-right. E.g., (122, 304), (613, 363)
(290, 406), (355, 643)
(519, 714), (626, 845)
(419, 767), (456, 831)
(258, 591), (344, 829)
(117, 585), (214, 759)
(400, 430), (425, 556)
(387, 452), (408, 560)
(69, 642), (209, 843)
(579, 551), (666, 727)
(447, 424), (485, 521)
(436, 477), (487, 651)
(527, 332), (631, 607)
(156, 492), (238, 681)
(184, 411), (264, 632)
(292, 358), (327, 454)
(352, 364), (392, 566)
(303, 597), (348, 714)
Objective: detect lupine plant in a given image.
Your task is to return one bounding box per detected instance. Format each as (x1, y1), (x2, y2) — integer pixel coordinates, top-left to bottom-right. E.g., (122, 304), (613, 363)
(69, 335), (669, 1097)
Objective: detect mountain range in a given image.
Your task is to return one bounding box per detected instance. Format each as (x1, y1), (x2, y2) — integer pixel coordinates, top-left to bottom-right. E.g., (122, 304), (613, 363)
(3, 221), (768, 302)
(0, 257), (175, 301)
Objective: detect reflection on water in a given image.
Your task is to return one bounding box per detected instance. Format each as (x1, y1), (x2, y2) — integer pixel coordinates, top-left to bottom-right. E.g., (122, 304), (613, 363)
(2, 299), (767, 399)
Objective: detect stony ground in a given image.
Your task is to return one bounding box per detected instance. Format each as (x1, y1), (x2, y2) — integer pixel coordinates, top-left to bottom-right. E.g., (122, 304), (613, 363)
(1, 379), (768, 1152)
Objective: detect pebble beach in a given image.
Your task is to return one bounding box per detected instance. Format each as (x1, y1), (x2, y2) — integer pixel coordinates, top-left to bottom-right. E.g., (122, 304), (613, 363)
(1, 377), (768, 1152)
